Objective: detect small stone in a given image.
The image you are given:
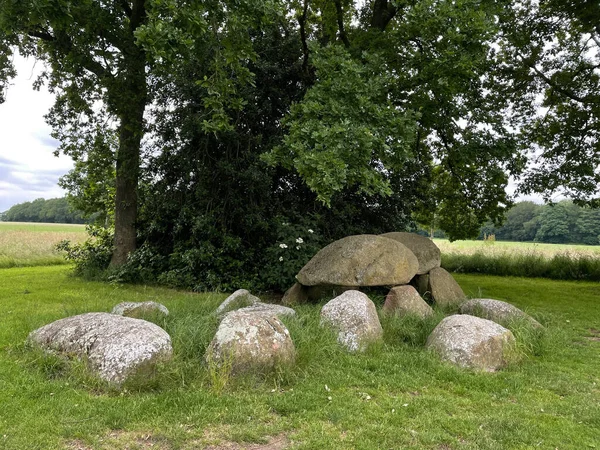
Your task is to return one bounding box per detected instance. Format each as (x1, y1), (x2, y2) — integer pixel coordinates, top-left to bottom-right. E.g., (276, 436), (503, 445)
(459, 298), (542, 329)
(111, 301), (169, 318)
(320, 290), (383, 352)
(383, 285), (434, 318)
(215, 289), (260, 316)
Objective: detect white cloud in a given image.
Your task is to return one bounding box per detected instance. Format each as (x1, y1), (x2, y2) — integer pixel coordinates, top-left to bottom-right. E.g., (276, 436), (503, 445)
(0, 53), (73, 212)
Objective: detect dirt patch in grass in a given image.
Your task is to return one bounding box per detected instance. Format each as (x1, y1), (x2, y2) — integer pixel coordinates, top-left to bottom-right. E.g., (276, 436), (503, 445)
(203, 434), (289, 450)
(66, 431), (173, 450)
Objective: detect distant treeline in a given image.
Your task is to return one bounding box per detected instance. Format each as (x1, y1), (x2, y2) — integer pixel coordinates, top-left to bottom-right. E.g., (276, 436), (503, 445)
(478, 200), (600, 245)
(0, 197), (86, 224)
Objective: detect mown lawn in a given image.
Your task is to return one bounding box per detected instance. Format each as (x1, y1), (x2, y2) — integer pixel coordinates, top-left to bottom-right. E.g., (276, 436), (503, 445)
(0, 222), (86, 269)
(0, 265), (599, 449)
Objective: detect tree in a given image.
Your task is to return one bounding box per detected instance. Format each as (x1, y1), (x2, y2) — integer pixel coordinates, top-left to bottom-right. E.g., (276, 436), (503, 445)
(0, 0), (273, 266)
(498, 0), (600, 204)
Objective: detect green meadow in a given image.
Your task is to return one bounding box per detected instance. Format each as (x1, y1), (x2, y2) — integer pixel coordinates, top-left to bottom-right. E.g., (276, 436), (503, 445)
(0, 226), (599, 448)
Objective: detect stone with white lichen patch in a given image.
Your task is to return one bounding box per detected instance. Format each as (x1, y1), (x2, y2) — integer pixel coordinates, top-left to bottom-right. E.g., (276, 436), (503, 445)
(215, 289), (261, 316)
(320, 290), (383, 352)
(426, 314), (515, 371)
(111, 301), (169, 318)
(206, 310), (295, 374)
(27, 312), (172, 384)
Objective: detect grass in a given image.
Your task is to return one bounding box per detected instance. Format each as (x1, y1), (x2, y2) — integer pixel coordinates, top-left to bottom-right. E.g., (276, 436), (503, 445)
(0, 222), (86, 268)
(1, 265), (600, 449)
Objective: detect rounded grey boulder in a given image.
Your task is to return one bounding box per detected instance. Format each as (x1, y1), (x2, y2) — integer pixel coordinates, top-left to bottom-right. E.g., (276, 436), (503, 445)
(27, 312), (172, 384)
(426, 314), (515, 371)
(460, 298), (542, 329)
(320, 290), (383, 352)
(297, 235), (419, 287)
(381, 232), (441, 274)
(383, 285), (434, 319)
(111, 301), (169, 318)
(206, 310), (295, 374)
(230, 302), (296, 320)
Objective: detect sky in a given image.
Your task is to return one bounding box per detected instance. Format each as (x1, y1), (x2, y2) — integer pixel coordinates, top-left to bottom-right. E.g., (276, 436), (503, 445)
(0, 55), (73, 212)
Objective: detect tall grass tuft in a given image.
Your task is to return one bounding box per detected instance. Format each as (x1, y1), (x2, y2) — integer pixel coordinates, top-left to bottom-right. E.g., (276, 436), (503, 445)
(443, 250), (600, 281)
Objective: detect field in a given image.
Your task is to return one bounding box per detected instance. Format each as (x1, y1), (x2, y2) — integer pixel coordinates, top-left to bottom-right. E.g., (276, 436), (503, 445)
(0, 226), (599, 448)
(0, 222), (87, 268)
(435, 238), (600, 258)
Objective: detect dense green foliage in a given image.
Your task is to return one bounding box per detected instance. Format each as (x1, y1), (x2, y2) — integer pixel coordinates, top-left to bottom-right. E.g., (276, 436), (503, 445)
(2, 1), (600, 290)
(1, 197), (85, 224)
(480, 200), (600, 245)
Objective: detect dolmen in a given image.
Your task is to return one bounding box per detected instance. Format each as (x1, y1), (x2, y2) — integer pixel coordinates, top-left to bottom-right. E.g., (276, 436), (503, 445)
(282, 233), (466, 309)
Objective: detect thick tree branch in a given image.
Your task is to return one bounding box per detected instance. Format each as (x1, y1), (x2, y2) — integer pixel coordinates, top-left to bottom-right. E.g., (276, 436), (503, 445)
(334, 0), (350, 48)
(370, 0), (397, 31)
(27, 30), (55, 42)
(299, 0), (310, 76)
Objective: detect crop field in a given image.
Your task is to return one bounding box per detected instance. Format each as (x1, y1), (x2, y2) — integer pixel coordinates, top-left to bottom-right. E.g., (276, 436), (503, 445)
(435, 238), (600, 258)
(0, 222), (87, 268)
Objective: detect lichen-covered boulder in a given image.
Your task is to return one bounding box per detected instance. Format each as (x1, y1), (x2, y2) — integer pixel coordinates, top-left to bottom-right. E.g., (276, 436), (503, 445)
(383, 285), (434, 319)
(216, 289), (260, 316)
(428, 267), (466, 307)
(426, 314), (515, 371)
(27, 313), (172, 384)
(320, 290), (383, 352)
(111, 301), (169, 318)
(232, 303), (296, 320)
(297, 235), (419, 287)
(381, 232), (441, 275)
(460, 298), (542, 329)
(206, 310), (295, 374)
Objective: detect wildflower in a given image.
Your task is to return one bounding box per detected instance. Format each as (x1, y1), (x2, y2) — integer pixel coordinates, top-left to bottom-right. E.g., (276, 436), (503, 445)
(279, 243), (288, 249)
(296, 237), (304, 244)
(279, 256), (284, 262)
(308, 229), (314, 233)
(296, 246), (300, 250)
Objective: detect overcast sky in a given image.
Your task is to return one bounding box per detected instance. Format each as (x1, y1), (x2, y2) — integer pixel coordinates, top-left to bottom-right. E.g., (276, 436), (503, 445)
(0, 55), (73, 212)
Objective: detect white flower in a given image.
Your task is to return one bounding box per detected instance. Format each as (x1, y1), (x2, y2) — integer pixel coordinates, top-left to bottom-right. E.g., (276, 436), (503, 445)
(308, 229), (314, 233)
(296, 246), (300, 250)
(279, 256), (284, 261)
(279, 243), (288, 249)
(296, 237), (304, 244)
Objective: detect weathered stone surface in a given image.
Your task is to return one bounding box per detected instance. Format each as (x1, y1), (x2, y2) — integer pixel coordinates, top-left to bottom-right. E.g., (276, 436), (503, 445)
(320, 290), (383, 352)
(460, 298), (542, 329)
(426, 314), (515, 371)
(216, 289), (260, 316)
(233, 302), (296, 320)
(411, 274), (430, 298)
(381, 232), (441, 274)
(111, 301), (169, 318)
(383, 285), (434, 318)
(428, 267), (466, 307)
(282, 283), (309, 305)
(206, 310), (295, 374)
(297, 235), (419, 287)
(27, 312), (172, 384)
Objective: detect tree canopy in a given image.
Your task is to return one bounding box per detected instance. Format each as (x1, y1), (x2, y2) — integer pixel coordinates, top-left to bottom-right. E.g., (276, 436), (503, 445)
(1, 0), (599, 290)
(1, 197), (86, 224)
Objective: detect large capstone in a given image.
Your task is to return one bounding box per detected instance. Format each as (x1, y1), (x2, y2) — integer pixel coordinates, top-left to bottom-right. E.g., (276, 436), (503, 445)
(427, 267), (466, 307)
(27, 312), (172, 384)
(383, 285), (434, 319)
(459, 298), (542, 329)
(320, 290), (383, 352)
(206, 310), (295, 375)
(426, 314), (515, 371)
(297, 235), (419, 287)
(381, 232), (441, 275)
